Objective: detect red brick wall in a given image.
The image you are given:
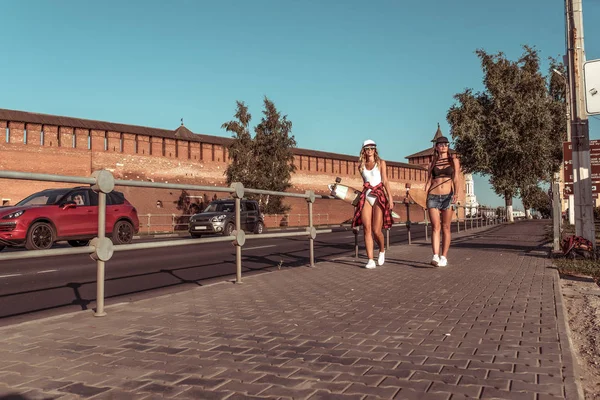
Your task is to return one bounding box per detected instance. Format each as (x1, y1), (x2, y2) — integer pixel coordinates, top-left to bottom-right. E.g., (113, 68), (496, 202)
(90, 130), (105, 151)
(8, 122), (25, 144)
(122, 133), (136, 154)
(0, 118), (449, 231)
(75, 128), (89, 150)
(26, 123), (42, 146)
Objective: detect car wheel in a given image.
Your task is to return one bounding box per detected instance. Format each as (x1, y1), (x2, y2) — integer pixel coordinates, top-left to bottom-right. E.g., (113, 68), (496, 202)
(224, 222), (235, 236)
(26, 222), (54, 250)
(68, 240), (90, 247)
(190, 233), (202, 238)
(112, 220), (134, 245)
(254, 221), (264, 234)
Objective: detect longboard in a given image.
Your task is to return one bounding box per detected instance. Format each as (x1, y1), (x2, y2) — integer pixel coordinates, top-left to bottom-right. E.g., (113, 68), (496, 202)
(401, 188), (428, 210)
(328, 178), (401, 219)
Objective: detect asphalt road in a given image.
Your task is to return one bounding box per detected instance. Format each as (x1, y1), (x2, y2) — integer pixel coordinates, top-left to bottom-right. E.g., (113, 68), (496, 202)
(0, 223), (446, 326)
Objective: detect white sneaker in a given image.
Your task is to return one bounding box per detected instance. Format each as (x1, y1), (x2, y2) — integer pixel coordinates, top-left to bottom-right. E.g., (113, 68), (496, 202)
(365, 259), (376, 269)
(431, 254), (440, 267)
(377, 251), (385, 266)
(438, 256), (448, 267)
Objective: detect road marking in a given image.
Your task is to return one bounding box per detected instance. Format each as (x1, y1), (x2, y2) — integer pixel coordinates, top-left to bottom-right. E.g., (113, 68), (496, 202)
(244, 245), (277, 251)
(0, 274), (22, 279)
(342, 235), (358, 239)
(37, 269), (57, 274)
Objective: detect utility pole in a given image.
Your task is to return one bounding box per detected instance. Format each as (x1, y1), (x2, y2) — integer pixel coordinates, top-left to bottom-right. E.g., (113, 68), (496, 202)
(565, 0), (595, 245)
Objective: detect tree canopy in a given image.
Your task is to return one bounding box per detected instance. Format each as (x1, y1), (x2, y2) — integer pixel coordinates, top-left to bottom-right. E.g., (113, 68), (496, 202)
(447, 46), (566, 219)
(222, 97), (297, 214)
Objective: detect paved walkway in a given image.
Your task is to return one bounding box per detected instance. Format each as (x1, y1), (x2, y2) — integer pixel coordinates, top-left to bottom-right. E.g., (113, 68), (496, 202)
(0, 221), (580, 399)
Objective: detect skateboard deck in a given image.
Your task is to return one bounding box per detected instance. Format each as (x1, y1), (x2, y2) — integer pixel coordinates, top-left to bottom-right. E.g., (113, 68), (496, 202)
(328, 178), (401, 219)
(401, 188), (428, 209)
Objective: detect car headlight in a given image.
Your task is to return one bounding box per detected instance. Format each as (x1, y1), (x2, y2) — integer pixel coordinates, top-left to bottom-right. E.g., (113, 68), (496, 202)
(2, 210), (25, 219)
(211, 214), (227, 222)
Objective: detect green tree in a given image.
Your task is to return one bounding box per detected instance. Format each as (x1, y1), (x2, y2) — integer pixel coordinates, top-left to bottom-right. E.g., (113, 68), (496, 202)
(253, 97), (297, 214)
(447, 46), (562, 221)
(222, 101), (256, 189)
(222, 97), (297, 214)
(521, 185), (552, 218)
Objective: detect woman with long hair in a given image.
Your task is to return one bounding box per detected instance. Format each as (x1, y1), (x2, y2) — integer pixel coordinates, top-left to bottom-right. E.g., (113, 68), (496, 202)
(352, 139), (394, 269)
(425, 136), (462, 267)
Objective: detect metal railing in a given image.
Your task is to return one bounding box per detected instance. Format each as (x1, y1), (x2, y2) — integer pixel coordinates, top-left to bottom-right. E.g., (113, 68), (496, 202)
(138, 213), (332, 233)
(0, 170), (331, 317)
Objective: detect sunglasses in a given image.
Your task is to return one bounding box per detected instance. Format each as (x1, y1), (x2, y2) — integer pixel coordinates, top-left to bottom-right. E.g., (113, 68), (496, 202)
(364, 147), (376, 151)
(437, 143), (449, 147)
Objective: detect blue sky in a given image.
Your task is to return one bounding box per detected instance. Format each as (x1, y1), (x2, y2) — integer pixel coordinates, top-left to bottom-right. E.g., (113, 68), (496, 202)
(1, 0), (599, 208)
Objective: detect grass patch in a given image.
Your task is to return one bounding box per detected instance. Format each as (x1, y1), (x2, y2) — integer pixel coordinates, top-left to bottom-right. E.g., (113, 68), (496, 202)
(554, 258), (600, 282)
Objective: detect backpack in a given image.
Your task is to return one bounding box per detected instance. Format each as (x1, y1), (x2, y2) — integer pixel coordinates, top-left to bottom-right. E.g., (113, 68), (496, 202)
(561, 235), (595, 259)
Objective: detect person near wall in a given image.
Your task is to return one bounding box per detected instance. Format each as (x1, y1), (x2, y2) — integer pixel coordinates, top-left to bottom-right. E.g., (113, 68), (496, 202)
(352, 139), (394, 269)
(425, 136), (462, 267)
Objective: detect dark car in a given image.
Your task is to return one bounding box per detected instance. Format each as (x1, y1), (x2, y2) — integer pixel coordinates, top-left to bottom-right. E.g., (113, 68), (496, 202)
(188, 199), (264, 237)
(0, 187), (140, 251)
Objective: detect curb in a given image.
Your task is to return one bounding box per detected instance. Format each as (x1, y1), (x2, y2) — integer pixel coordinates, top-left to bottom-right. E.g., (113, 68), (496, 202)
(553, 265), (586, 400)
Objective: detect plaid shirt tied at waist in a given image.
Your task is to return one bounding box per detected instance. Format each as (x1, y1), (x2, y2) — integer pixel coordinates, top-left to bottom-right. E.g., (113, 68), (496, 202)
(352, 182), (393, 229)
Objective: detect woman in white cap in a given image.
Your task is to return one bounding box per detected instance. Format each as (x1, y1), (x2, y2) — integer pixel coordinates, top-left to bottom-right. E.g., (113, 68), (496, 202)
(352, 139), (394, 269)
(425, 136), (462, 267)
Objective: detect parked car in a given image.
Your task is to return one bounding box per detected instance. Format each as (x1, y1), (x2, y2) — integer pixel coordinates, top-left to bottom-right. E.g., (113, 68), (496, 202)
(0, 187), (139, 251)
(188, 199), (264, 237)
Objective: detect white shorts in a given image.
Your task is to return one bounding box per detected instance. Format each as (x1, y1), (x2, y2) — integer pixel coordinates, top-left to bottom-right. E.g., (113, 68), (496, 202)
(365, 189), (378, 206)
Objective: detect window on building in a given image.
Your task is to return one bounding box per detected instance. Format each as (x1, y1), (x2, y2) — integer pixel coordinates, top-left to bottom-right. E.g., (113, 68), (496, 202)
(104, 136), (108, 151)
(5, 127), (9, 143)
(134, 135), (138, 153)
(72, 133), (76, 148)
(41, 130), (45, 145)
(87, 135), (91, 149)
(120, 134), (123, 152)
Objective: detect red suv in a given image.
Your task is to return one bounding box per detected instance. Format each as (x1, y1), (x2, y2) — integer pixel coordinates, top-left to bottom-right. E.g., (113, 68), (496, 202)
(0, 187), (139, 251)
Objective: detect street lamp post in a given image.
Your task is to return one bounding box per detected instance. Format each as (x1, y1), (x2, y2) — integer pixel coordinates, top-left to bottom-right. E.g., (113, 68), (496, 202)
(552, 68), (571, 141)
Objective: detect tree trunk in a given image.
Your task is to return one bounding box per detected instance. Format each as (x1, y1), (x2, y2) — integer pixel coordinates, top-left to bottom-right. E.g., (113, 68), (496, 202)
(505, 191), (514, 223)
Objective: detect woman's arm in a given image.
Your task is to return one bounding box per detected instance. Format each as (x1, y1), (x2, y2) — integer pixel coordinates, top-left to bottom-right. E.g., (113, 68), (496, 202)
(380, 160), (394, 210)
(452, 156), (463, 204)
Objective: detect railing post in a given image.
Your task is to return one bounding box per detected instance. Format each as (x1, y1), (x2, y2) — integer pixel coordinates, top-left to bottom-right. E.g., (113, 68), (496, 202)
(147, 214), (151, 233)
(306, 190), (316, 267)
(354, 227), (359, 259)
(456, 205), (460, 233)
(172, 214), (176, 232)
(91, 170), (115, 318)
(386, 228), (390, 250)
(231, 182), (245, 283)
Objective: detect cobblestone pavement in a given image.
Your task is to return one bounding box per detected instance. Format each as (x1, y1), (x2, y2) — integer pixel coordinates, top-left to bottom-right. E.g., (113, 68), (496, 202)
(0, 221), (580, 399)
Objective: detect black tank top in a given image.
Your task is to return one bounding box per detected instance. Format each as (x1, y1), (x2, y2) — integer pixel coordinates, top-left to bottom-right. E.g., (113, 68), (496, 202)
(431, 157), (454, 178)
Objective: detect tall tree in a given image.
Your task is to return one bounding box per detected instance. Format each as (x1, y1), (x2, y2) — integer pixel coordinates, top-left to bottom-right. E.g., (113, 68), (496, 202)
(521, 184), (552, 218)
(222, 101), (256, 189)
(222, 97), (297, 214)
(447, 46), (560, 221)
(253, 97), (297, 214)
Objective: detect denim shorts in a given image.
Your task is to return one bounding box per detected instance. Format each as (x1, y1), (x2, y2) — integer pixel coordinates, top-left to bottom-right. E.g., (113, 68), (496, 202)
(426, 193), (453, 210)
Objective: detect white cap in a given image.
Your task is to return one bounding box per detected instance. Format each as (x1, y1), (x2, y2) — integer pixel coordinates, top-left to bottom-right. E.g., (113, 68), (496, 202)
(363, 139), (376, 147)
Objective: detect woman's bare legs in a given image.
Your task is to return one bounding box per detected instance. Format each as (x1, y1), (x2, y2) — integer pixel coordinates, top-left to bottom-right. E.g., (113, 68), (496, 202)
(441, 208), (453, 257)
(372, 202), (385, 252)
(361, 201), (374, 259)
(428, 208), (441, 256)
